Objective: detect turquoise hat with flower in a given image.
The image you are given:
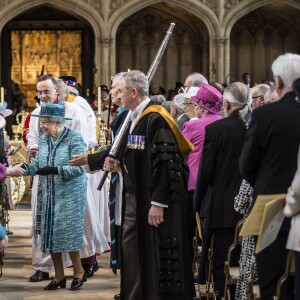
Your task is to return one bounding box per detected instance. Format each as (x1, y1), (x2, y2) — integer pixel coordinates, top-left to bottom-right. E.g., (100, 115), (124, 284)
(31, 103), (72, 120)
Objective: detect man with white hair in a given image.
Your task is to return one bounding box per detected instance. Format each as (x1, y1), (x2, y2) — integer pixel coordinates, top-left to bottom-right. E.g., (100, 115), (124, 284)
(263, 85), (280, 104)
(250, 83), (270, 110)
(240, 53), (300, 299)
(103, 70), (195, 299)
(184, 72), (208, 88)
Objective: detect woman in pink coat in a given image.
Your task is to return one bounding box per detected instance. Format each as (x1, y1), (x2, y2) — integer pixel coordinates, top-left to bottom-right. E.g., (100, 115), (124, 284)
(182, 83), (223, 192)
(181, 83), (223, 255)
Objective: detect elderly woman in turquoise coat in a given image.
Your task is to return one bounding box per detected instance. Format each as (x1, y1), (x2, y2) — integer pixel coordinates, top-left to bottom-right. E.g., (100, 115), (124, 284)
(22, 103), (87, 291)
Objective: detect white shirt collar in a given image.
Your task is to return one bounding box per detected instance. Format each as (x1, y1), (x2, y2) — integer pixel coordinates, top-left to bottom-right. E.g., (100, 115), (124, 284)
(190, 117), (199, 121)
(130, 97), (151, 133)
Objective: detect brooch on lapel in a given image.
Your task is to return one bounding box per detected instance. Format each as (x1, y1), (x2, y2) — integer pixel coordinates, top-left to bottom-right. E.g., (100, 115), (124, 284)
(127, 135), (145, 150)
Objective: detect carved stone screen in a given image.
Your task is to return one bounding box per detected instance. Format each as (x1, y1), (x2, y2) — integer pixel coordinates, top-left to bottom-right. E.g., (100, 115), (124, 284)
(11, 30), (82, 108)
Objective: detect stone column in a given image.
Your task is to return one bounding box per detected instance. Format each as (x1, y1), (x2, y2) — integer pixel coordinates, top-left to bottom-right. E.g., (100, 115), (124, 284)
(97, 36), (114, 86)
(212, 36), (230, 84)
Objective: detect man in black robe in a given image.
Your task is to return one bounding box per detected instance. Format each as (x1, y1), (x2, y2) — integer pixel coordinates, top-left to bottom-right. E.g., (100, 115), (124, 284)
(103, 70), (195, 300)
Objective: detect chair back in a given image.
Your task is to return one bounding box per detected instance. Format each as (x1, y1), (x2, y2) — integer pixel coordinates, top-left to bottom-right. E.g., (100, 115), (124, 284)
(274, 250), (295, 300)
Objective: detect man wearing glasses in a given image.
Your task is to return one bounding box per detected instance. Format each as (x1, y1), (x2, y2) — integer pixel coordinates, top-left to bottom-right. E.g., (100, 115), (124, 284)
(27, 75), (89, 282)
(250, 84), (270, 110)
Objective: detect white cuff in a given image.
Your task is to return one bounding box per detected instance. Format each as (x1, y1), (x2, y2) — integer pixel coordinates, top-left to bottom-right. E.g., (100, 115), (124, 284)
(151, 201), (168, 208)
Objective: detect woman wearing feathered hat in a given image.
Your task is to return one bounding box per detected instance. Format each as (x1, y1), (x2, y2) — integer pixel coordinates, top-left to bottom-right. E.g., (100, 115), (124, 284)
(20, 103), (88, 291)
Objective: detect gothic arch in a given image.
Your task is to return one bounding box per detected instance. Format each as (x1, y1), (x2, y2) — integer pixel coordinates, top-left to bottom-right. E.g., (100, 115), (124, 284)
(108, 0), (218, 38)
(223, 0), (300, 37)
(229, 2), (300, 83)
(0, 0), (103, 37)
(114, 3), (211, 90)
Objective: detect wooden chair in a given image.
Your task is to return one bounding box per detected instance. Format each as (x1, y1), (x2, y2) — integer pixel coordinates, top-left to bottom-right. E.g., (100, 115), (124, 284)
(223, 219), (244, 300)
(193, 212), (202, 281)
(273, 250), (295, 300)
(205, 235), (216, 299)
(247, 262), (260, 300)
(194, 213), (216, 299)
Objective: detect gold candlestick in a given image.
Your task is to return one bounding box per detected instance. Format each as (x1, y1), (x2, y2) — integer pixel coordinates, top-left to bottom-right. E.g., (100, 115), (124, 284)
(0, 87), (4, 106)
(97, 86), (102, 115)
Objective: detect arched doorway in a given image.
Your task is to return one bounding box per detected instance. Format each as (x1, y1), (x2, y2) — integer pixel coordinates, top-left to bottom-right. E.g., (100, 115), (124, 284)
(230, 2), (300, 84)
(1, 4), (95, 124)
(116, 2), (209, 97)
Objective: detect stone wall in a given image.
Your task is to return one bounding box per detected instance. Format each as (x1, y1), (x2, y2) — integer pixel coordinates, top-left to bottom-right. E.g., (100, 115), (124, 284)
(0, 0), (299, 91)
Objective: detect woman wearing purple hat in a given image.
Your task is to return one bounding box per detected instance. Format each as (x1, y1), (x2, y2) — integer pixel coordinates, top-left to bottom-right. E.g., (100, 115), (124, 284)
(182, 83), (223, 192)
(181, 83), (222, 259)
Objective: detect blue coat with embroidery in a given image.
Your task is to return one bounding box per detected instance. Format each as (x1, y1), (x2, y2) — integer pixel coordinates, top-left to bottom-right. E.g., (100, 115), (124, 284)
(24, 127), (87, 253)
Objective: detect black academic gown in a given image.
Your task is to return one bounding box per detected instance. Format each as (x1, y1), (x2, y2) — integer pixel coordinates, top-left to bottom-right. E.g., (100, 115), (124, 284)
(120, 102), (195, 300)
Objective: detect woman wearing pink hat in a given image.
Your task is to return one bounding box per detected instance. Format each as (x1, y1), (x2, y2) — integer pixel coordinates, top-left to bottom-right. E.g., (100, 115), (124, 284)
(181, 83), (223, 260)
(182, 83), (223, 192)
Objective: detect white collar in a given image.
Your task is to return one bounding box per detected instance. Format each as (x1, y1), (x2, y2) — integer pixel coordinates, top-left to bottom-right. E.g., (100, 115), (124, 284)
(130, 97), (151, 133)
(190, 117), (199, 121)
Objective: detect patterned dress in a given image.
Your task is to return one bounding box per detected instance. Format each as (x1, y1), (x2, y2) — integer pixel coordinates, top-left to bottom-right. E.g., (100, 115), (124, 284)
(234, 179), (258, 300)
(24, 127), (87, 253)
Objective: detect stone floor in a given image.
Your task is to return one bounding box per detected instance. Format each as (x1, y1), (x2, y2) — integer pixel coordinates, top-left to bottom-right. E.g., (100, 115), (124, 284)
(0, 209), (120, 300)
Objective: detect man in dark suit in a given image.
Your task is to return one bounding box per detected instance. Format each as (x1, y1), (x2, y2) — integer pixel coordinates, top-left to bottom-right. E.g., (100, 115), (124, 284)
(194, 82), (250, 298)
(240, 53), (300, 300)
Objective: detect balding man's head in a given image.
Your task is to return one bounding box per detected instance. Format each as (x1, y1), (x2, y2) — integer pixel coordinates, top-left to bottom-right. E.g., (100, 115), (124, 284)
(184, 72), (208, 88)
(251, 84), (270, 110)
(264, 86), (279, 104)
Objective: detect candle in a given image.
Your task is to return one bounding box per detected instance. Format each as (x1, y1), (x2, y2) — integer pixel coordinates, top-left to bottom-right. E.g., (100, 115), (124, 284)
(69, 58), (73, 74)
(98, 86), (101, 114)
(0, 87), (4, 106)
(127, 69), (131, 72)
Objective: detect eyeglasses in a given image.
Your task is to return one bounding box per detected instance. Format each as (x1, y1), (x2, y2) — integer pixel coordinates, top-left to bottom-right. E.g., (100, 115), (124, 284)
(252, 95), (263, 100)
(39, 121), (52, 126)
(36, 89), (54, 97)
(183, 102), (195, 107)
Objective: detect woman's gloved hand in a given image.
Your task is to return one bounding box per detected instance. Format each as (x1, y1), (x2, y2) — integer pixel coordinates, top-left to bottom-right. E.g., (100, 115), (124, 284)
(36, 166), (58, 175)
